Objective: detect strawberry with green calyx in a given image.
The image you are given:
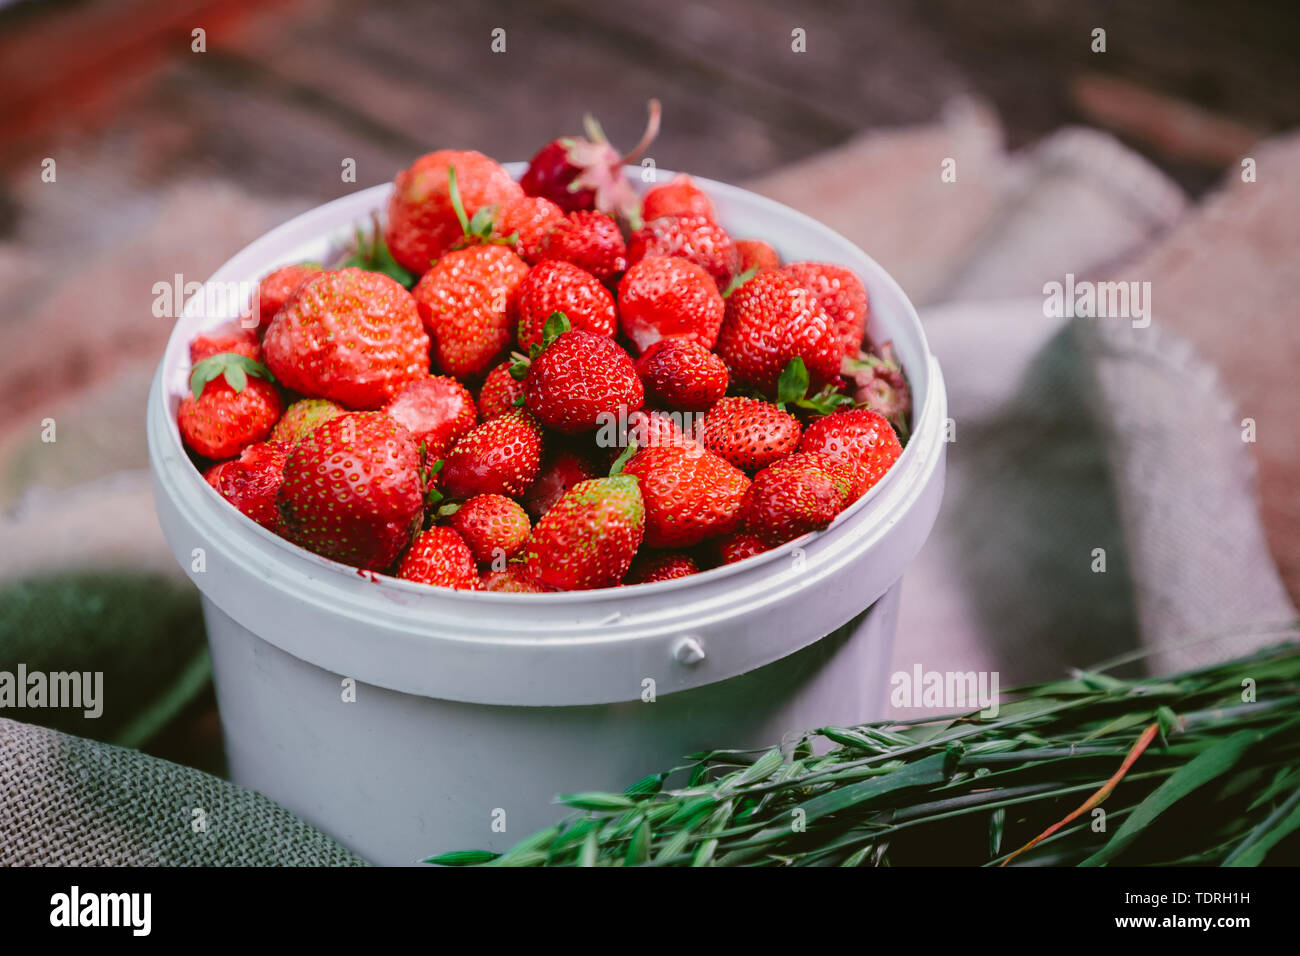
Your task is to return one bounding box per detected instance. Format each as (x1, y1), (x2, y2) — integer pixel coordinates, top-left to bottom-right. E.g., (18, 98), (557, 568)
(179, 352), (283, 460)
(716, 271), (841, 396)
(742, 451), (856, 546)
(411, 242), (530, 380)
(443, 494), (531, 564)
(190, 322), (261, 364)
(538, 210), (628, 284)
(524, 445), (646, 591)
(478, 360), (528, 420)
(702, 396), (801, 472)
(270, 398), (345, 445)
(622, 443), (749, 548)
(618, 256), (726, 353)
(506, 309), (571, 381)
(513, 259), (616, 350)
(340, 213), (415, 287)
(383, 375), (477, 460)
(189, 350), (276, 400)
(441, 165), (567, 266)
(439, 408), (544, 500)
(520, 99), (661, 221)
(205, 440), (291, 531)
(397, 527), (480, 590)
(782, 261), (869, 357)
(263, 267), (430, 410)
(797, 407), (903, 502)
(277, 412), (426, 570)
(775, 357), (854, 416)
(490, 195), (566, 263)
(628, 215), (740, 289)
(624, 551), (699, 585)
(522, 322), (644, 434)
(842, 344), (912, 443)
(385, 149), (522, 277)
(635, 338), (728, 412)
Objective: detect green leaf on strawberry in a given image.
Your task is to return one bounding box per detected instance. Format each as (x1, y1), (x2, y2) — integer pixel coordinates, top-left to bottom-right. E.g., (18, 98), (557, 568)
(340, 212), (416, 287)
(447, 166), (516, 250)
(189, 352), (276, 400)
(721, 267), (758, 299)
(507, 350), (532, 381)
(776, 357), (809, 408)
(541, 311), (571, 349)
(775, 357), (853, 416)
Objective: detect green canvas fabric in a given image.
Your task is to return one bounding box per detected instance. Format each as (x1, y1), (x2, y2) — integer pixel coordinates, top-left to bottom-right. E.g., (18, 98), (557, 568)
(0, 718), (366, 866)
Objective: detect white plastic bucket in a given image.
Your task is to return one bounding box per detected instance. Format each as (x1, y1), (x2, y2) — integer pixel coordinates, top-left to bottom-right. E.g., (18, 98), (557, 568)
(147, 170), (947, 865)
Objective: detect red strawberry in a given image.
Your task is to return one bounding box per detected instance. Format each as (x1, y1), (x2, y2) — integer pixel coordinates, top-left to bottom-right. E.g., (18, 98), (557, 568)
(521, 448), (597, 520)
(439, 408), (544, 499)
(781, 262), (869, 357)
(622, 444), (749, 548)
(735, 239), (781, 273)
(411, 244), (529, 380)
(523, 329), (644, 434)
(797, 408), (902, 501)
(190, 322), (260, 364)
(617, 256), (726, 352)
(478, 361), (527, 421)
(178, 353), (283, 460)
(520, 101), (660, 216)
(446, 494), (531, 564)
(513, 260), (616, 350)
(270, 398), (345, 445)
(624, 551), (699, 584)
(538, 211), (627, 284)
(715, 531), (770, 564)
(622, 409), (705, 452)
(635, 338), (728, 411)
(205, 440), (291, 531)
(384, 375), (477, 459)
(277, 412), (425, 570)
(593, 410), (704, 470)
(742, 451), (853, 546)
(491, 195), (566, 264)
(252, 262), (322, 332)
(397, 527), (480, 590)
(481, 563), (551, 592)
(263, 268), (429, 410)
(627, 216), (739, 289)
(641, 175), (715, 222)
(702, 396), (801, 471)
(385, 150), (522, 275)
(715, 270), (840, 395)
(525, 474), (645, 590)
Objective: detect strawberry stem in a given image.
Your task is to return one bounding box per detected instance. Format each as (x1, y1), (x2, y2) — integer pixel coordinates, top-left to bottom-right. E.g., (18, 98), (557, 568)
(609, 440), (638, 476)
(620, 99), (662, 165)
(447, 166), (470, 236)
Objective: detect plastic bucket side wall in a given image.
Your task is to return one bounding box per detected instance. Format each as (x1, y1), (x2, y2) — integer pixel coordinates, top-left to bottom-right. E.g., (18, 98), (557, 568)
(204, 585), (903, 865)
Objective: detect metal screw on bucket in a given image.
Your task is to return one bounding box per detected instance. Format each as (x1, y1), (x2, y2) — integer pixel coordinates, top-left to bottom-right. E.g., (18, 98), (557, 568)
(672, 636), (706, 666)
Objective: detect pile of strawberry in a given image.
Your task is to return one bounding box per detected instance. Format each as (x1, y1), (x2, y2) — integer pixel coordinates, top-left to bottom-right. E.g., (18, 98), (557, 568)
(178, 107), (910, 592)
